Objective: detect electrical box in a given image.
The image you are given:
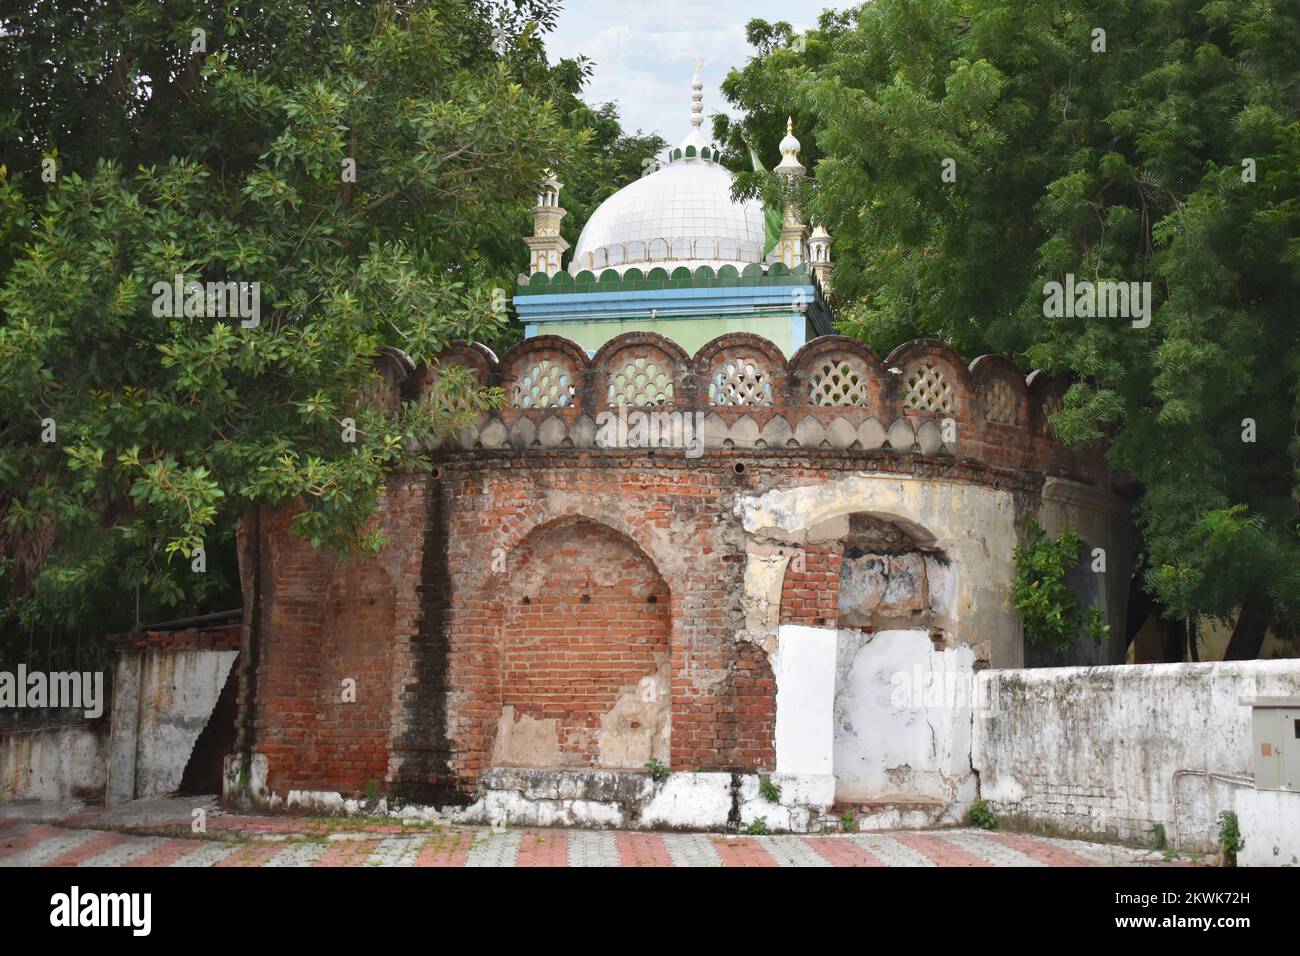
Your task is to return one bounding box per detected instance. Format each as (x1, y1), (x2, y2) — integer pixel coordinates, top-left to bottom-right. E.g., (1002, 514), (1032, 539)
(1248, 697), (1300, 792)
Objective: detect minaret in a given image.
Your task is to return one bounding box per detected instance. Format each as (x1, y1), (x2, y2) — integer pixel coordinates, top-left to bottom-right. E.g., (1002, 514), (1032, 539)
(524, 169), (569, 276)
(774, 117), (808, 269)
(809, 222), (834, 297)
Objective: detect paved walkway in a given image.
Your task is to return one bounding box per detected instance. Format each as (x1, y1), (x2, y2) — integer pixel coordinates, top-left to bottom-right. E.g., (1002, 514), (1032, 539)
(0, 797), (1185, 867)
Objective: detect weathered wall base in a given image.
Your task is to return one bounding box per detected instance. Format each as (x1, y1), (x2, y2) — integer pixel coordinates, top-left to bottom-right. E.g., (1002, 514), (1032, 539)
(457, 769), (836, 832)
(222, 762), (839, 833)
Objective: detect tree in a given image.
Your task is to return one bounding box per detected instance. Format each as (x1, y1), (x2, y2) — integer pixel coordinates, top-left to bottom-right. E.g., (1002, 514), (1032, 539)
(0, 1), (598, 662)
(722, 0), (1300, 655)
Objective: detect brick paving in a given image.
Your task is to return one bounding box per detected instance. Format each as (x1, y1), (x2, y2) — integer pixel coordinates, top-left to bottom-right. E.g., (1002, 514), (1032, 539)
(0, 798), (1187, 868)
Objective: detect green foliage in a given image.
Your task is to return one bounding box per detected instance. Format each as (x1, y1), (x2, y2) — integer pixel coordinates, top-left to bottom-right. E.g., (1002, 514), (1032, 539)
(1150, 823), (1167, 850)
(1012, 522), (1108, 651)
(646, 758), (669, 783)
(723, 0), (1300, 647)
(1217, 810), (1240, 864)
(969, 798), (997, 830)
(0, 1), (653, 660)
(839, 810), (859, 833)
(759, 776), (782, 803)
(742, 817), (770, 836)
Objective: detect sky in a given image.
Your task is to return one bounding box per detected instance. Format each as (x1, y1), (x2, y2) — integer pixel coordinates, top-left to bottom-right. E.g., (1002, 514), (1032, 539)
(543, 0), (859, 148)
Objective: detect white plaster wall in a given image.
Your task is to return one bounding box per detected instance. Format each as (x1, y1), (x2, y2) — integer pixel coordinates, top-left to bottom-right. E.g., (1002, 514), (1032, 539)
(1234, 787), (1300, 867)
(0, 723), (106, 802)
(772, 624), (835, 775)
(973, 659), (1300, 852)
(109, 649), (238, 803)
(832, 628), (978, 805)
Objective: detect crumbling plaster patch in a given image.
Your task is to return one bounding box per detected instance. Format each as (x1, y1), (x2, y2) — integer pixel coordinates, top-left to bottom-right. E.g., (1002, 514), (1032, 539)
(735, 473), (1023, 666)
(598, 659), (671, 768)
(491, 705), (562, 768)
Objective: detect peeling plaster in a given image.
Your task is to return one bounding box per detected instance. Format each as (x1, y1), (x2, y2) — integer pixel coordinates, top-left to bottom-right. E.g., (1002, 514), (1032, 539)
(735, 473), (1021, 663)
(491, 706), (561, 768)
(598, 660), (670, 768)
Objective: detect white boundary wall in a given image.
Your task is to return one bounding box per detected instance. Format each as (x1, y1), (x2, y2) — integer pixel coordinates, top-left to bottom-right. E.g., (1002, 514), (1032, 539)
(973, 659), (1300, 853)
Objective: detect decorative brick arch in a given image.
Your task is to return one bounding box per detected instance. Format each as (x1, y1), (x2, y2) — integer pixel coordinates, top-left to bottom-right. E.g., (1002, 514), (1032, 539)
(790, 335), (887, 410)
(969, 354), (1029, 427)
(468, 516), (673, 774)
(500, 336), (589, 411)
(885, 339), (973, 420)
(592, 332), (692, 408)
(694, 333), (789, 407)
(472, 502), (677, 599)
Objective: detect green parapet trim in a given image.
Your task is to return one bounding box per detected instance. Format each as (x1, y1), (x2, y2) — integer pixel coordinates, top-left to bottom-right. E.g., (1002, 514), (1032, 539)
(513, 261), (821, 295)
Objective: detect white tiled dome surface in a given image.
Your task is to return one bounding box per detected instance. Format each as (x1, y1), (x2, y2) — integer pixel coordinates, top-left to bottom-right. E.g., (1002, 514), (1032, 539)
(569, 160), (766, 274)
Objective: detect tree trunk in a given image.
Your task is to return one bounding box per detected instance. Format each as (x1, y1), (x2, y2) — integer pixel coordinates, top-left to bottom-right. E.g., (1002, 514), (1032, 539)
(1162, 617), (1188, 663)
(1125, 577), (1157, 652)
(1223, 593), (1273, 660)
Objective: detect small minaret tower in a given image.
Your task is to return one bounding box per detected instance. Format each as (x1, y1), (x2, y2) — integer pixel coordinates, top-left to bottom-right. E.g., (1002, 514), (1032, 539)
(774, 117), (808, 269)
(809, 222), (834, 297)
(524, 169), (569, 277)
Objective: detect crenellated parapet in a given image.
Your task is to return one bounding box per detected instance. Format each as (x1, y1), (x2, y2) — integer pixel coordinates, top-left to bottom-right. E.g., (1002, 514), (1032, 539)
(391, 332), (1112, 487)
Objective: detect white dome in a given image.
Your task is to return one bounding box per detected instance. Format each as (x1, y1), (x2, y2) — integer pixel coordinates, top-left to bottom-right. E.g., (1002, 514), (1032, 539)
(569, 160), (766, 274)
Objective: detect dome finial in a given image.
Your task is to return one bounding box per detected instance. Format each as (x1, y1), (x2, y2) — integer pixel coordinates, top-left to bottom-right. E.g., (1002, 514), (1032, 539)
(671, 58), (711, 161)
(690, 57), (704, 129)
(775, 116), (805, 179)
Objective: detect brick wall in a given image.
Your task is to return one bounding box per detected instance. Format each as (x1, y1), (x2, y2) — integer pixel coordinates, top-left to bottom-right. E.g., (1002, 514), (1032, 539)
(241, 479), (428, 796)
(232, 330), (1125, 807)
(402, 457), (782, 799)
(498, 519), (670, 766)
(778, 544), (842, 627)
